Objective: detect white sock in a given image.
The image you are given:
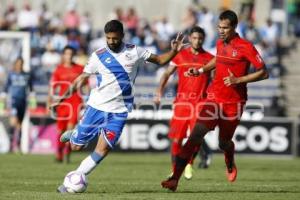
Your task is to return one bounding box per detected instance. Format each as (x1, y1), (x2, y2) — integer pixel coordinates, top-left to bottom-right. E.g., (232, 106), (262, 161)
(76, 152), (104, 175)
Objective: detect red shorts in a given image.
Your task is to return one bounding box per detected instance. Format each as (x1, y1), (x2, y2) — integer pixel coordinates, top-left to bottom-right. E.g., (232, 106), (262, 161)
(197, 99), (245, 141)
(168, 101), (204, 139)
(56, 102), (83, 131)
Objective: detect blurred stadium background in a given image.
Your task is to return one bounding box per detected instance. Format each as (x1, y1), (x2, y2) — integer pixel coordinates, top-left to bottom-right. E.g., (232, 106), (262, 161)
(1, 0), (300, 199)
(0, 0), (300, 164)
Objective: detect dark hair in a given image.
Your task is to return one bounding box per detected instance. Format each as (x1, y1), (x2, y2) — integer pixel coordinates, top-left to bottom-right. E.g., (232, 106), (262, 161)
(219, 10), (238, 27)
(189, 26), (206, 38)
(104, 20), (124, 34)
(63, 45), (76, 55)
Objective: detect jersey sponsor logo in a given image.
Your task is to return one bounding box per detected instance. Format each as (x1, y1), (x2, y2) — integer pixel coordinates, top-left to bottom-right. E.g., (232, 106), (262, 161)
(232, 50), (237, 57)
(105, 130), (116, 142)
(105, 57), (112, 64)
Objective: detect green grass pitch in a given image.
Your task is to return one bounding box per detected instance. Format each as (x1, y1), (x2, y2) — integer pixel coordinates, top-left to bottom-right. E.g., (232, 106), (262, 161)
(0, 153), (299, 200)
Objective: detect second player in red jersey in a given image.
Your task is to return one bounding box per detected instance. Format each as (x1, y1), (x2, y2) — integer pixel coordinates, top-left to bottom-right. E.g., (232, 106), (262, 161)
(48, 46), (85, 163)
(161, 10), (269, 192)
(155, 26), (213, 179)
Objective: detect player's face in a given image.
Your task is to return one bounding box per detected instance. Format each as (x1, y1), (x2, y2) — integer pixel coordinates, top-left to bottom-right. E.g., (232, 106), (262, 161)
(189, 32), (204, 50)
(62, 49), (74, 64)
(14, 59), (23, 72)
(218, 19), (236, 42)
(106, 32), (124, 52)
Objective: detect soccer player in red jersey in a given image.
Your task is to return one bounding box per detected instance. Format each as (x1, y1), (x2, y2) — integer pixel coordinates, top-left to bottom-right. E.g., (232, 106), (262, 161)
(161, 10), (269, 191)
(48, 46), (85, 163)
(154, 26), (213, 179)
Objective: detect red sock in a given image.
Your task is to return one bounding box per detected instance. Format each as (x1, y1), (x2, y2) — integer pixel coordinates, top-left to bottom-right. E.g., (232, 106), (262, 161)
(172, 138), (200, 180)
(64, 142), (71, 155)
(171, 140), (182, 171)
(188, 145), (200, 165)
(224, 141), (235, 166)
(56, 134), (65, 161)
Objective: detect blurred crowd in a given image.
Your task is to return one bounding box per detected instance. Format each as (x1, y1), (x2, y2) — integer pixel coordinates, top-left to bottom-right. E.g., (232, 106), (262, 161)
(0, 0), (300, 112)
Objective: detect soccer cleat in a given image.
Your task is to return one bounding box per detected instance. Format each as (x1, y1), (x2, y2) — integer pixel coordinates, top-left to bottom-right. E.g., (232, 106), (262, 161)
(225, 162), (237, 182)
(60, 129), (75, 143)
(56, 184), (68, 193)
(161, 177), (178, 192)
(184, 164), (193, 180)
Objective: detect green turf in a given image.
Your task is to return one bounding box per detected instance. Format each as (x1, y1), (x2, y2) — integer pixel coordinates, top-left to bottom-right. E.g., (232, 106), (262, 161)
(0, 153), (299, 200)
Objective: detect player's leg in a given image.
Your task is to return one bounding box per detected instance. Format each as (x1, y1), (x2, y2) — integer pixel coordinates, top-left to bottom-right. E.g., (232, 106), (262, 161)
(64, 103), (82, 163)
(161, 100), (218, 191)
(8, 114), (20, 152)
(56, 119), (67, 162)
(161, 122), (210, 191)
(168, 115), (187, 173)
(57, 109), (128, 193)
(64, 123), (76, 163)
(169, 103), (194, 179)
(218, 102), (244, 182)
(186, 102), (204, 176)
(170, 138), (183, 172)
(9, 100), (26, 152)
(198, 139), (212, 169)
(75, 112), (128, 175)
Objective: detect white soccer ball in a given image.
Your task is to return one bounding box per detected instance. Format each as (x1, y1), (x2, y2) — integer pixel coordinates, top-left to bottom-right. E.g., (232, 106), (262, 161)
(63, 171), (88, 193)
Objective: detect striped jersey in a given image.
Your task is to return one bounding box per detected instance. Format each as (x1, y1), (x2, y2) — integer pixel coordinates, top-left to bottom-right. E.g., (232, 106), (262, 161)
(84, 43), (151, 113)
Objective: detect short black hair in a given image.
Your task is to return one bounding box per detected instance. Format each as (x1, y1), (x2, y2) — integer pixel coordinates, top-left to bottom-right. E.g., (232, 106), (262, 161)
(104, 20), (124, 34)
(189, 26), (206, 38)
(63, 45), (76, 55)
(219, 10), (238, 27)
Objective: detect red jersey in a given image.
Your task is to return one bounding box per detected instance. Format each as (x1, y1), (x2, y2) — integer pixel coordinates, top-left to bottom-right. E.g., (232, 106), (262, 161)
(208, 34), (265, 103)
(50, 63), (84, 104)
(172, 47), (213, 104)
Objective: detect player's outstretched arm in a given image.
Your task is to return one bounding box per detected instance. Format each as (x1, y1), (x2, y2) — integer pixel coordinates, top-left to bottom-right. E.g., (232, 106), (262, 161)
(154, 65), (177, 105)
(147, 32), (185, 65)
(49, 73), (90, 109)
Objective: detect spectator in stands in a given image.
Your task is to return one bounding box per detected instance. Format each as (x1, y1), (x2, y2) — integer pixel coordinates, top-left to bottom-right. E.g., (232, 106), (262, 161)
(2, 4), (17, 30)
(154, 16), (175, 42)
(49, 13), (64, 29)
(17, 3), (39, 32)
(41, 43), (61, 80)
(197, 7), (216, 49)
(181, 7), (197, 32)
(50, 28), (68, 52)
(63, 6), (80, 34)
(124, 7), (139, 37)
(67, 31), (81, 51)
(38, 2), (53, 31)
(108, 7), (126, 22)
(79, 12), (93, 43)
(244, 19), (261, 45)
(260, 18), (279, 47)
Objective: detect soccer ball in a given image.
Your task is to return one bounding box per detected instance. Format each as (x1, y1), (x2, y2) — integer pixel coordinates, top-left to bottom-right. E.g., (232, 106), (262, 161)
(63, 171), (88, 193)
